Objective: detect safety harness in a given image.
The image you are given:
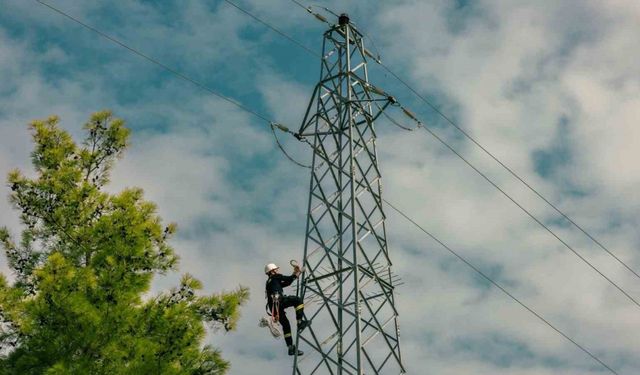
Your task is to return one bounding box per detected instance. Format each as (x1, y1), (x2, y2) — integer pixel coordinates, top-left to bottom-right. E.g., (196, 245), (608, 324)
(270, 293), (281, 323)
(265, 275), (282, 323)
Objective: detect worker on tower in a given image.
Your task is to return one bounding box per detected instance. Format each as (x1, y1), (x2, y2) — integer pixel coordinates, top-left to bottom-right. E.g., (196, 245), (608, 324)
(265, 262), (309, 356)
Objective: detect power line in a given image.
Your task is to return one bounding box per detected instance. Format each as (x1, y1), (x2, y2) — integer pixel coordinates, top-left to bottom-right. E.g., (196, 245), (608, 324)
(33, 2), (621, 373)
(35, 0), (272, 124)
(375, 59), (640, 282)
(415, 116), (640, 309)
(222, 0), (320, 58)
(289, 0), (309, 12)
(383, 199), (619, 375)
(276, 0), (640, 308)
(301, 1), (640, 286)
(378, 106), (640, 309)
(35, 0), (316, 168)
(219, 0), (640, 314)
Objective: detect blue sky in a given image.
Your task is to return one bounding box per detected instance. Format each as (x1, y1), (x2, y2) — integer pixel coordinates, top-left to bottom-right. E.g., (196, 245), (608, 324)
(2, 1), (640, 374)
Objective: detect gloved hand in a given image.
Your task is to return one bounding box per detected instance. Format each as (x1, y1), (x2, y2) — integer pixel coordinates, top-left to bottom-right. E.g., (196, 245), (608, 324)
(291, 260), (304, 276)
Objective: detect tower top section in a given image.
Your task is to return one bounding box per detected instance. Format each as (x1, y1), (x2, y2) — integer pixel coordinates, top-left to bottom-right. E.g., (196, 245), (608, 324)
(296, 14), (390, 138)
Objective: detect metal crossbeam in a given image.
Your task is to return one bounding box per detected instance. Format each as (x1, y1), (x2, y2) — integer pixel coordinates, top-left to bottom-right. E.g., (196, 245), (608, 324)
(294, 14), (405, 375)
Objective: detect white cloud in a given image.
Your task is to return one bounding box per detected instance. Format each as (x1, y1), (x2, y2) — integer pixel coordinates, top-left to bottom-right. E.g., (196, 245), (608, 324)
(1, 1), (640, 374)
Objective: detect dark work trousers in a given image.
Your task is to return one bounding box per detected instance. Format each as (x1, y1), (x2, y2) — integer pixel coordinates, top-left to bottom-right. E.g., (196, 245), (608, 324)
(272, 295), (304, 347)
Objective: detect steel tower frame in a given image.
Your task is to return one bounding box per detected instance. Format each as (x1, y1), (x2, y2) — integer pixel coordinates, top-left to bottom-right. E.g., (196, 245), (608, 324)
(293, 14), (405, 375)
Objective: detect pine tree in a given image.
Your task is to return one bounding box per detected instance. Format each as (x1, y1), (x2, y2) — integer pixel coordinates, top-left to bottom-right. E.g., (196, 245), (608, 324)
(0, 111), (248, 374)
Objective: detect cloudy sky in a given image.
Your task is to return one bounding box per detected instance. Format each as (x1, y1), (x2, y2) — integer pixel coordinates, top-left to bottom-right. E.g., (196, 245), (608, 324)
(1, 0), (640, 374)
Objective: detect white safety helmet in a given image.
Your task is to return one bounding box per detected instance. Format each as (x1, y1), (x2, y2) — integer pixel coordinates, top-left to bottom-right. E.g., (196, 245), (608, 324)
(264, 263), (279, 274)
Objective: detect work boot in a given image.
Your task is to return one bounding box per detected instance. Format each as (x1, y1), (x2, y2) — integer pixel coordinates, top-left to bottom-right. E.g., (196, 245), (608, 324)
(288, 345), (304, 356)
(297, 319), (310, 332)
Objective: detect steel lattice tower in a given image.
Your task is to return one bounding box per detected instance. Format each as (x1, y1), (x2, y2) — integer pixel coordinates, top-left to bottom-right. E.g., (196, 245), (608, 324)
(293, 14), (405, 375)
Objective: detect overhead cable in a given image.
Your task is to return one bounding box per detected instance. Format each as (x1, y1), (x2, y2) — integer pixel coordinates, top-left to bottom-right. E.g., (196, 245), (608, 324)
(387, 110), (640, 310)
(278, 0), (640, 308)
(345, 8), (640, 283)
(222, 0), (320, 58)
(383, 199), (619, 375)
(35, 0), (310, 169)
(377, 57), (640, 282)
(35, 0), (271, 124)
(290, 0), (636, 286)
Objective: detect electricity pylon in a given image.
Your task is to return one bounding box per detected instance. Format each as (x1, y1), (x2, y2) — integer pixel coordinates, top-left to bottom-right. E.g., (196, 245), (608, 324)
(294, 14), (405, 375)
